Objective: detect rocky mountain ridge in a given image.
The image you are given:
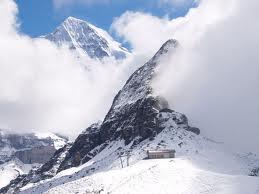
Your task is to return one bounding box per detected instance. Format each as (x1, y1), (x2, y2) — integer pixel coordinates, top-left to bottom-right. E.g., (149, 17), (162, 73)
(0, 39), (203, 193)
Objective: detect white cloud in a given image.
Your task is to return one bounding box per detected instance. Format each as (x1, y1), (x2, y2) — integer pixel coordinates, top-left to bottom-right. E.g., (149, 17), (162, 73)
(0, 0), (138, 139)
(111, 12), (175, 62)
(112, 0), (259, 154)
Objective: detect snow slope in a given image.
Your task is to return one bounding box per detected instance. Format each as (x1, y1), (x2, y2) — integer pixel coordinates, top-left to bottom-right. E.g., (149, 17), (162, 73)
(18, 114), (259, 194)
(42, 17), (129, 60)
(33, 132), (68, 150)
(45, 159), (259, 194)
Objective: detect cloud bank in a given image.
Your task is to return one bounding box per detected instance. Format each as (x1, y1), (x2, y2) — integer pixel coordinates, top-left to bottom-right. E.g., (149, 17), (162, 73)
(112, 0), (259, 154)
(0, 0), (139, 138)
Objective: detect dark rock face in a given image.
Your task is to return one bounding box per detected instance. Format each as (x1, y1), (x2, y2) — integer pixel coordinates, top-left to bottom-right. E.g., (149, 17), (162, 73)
(160, 108), (175, 113)
(57, 122), (102, 172)
(186, 127), (200, 135)
(100, 40), (178, 144)
(102, 96), (161, 145)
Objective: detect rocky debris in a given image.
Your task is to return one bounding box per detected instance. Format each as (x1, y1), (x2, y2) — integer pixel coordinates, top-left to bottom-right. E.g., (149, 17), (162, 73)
(249, 167), (259, 176)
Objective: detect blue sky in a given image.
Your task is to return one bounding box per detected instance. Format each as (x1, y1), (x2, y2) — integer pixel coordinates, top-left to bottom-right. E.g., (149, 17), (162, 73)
(16, 0), (194, 38)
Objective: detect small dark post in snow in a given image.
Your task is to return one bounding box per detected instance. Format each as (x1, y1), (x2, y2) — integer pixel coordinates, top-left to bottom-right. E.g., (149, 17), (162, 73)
(119, 154), (124, 168)
(119, 151), (131, 168)
(126, 152), (130, 167)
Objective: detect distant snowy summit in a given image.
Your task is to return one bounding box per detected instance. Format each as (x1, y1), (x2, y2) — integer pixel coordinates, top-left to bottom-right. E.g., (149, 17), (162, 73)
(42, 16), (129, 60)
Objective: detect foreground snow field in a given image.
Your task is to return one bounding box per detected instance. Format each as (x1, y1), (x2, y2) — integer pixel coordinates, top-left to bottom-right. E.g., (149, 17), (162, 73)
(45, 158), (259, 194)
(18, 125), (259, 194)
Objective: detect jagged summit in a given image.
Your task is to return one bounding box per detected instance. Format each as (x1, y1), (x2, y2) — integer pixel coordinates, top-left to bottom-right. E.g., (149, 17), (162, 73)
(65, 16), (83, 22)
(152, 39), (178, 61)
(42, 16), (129, 60)
(106, 39), (178, 120)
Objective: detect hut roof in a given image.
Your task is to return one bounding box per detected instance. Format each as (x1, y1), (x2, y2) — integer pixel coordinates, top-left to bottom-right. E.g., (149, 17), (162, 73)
(147, 149), (175, 153)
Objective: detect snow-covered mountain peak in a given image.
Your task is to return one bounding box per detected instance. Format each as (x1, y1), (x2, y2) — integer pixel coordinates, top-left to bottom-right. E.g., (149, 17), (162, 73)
(43, 16), (129, 60)
(62, 16), (91, 29)
(65, 16), (84, 22)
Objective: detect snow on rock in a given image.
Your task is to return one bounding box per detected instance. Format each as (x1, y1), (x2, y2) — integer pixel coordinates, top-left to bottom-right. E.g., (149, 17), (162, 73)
(42, 16), (129, 60)
(0, 130), (68, 190)
(0, 158), (40, 189)
(34, 132), (68, 150)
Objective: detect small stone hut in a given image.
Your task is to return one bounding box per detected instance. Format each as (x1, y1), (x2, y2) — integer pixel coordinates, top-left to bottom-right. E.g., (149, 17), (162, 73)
(147, 149), (175, 159)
